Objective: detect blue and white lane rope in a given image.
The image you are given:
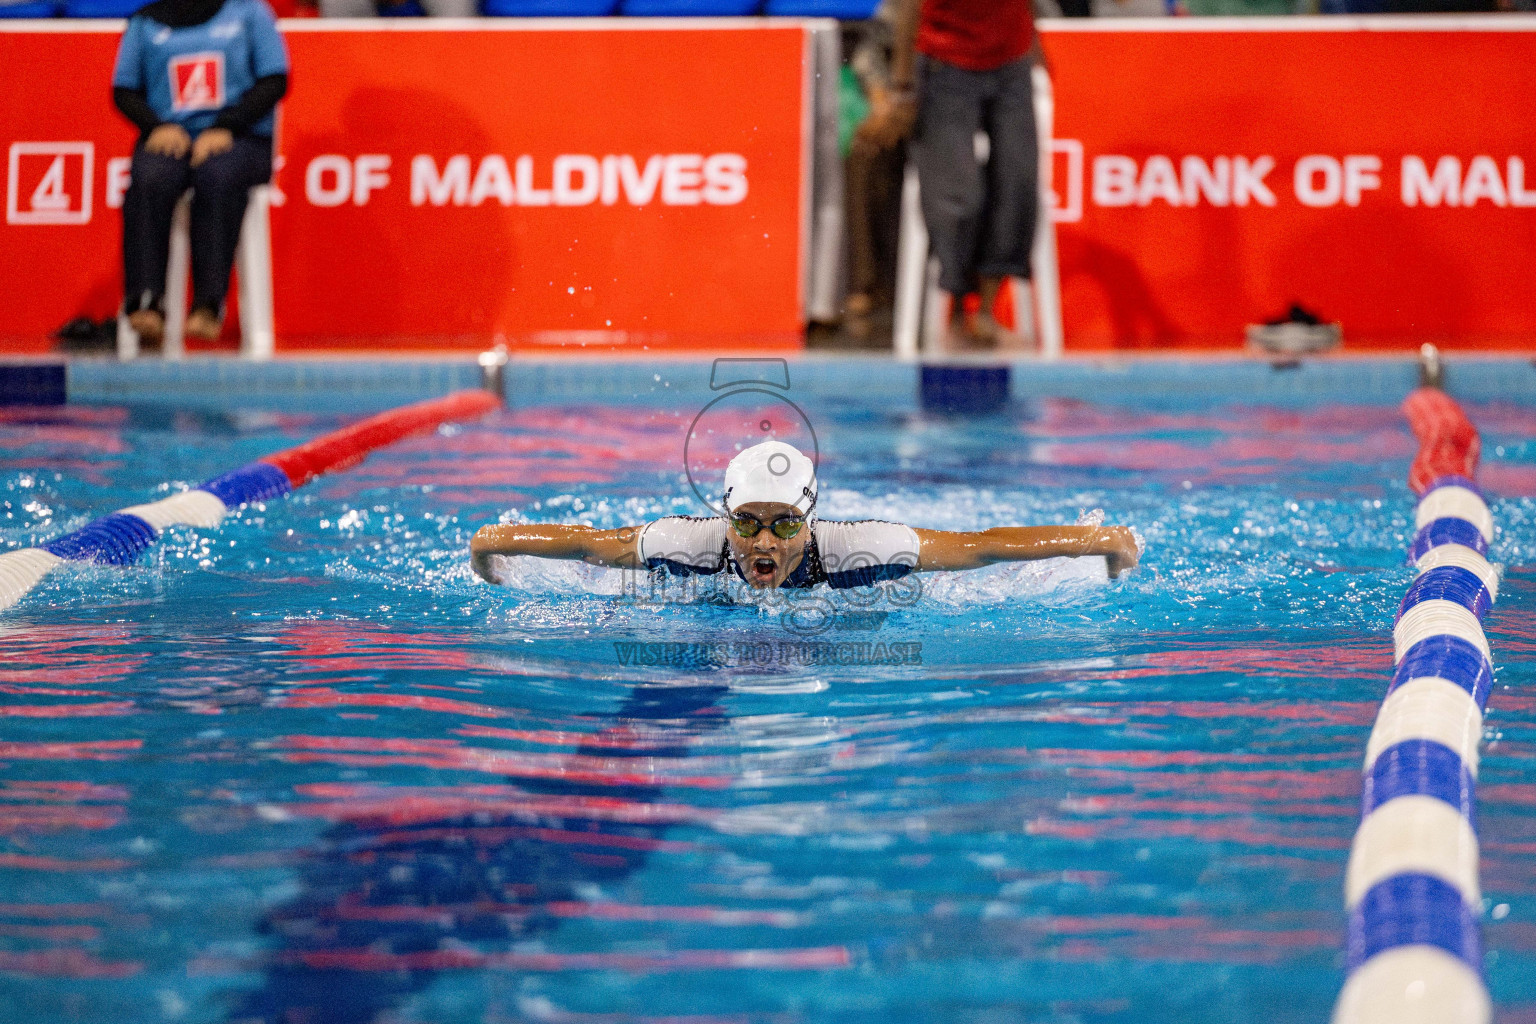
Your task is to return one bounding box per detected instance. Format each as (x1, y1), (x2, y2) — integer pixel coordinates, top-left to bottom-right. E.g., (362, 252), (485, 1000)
(0, 463), (292, 612)
(0, 390), (499, 613)
(1333, 397), (1498, 1023)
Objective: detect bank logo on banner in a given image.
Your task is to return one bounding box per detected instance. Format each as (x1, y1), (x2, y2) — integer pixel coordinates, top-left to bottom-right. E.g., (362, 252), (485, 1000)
(6, 142), (94, 225)
(1049, 140), (1084, 224)
(169, 52), (225, 113)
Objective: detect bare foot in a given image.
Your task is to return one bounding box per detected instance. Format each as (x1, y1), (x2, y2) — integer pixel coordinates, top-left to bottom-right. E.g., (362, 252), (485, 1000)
(948, 309), (1005, 352)
(946, 308), (976, 352)
(128, 309), (164, 342)
(971, 309), (1003, 347)
(844, 293), (874, 341)
(186, 307), (222, 341)
(974, 309), (1033, 352)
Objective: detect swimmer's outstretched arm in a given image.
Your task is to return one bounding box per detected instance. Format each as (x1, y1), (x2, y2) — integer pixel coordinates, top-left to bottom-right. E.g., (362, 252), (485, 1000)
(470, 524), (641, 583)
(914, 525), (1140, 579)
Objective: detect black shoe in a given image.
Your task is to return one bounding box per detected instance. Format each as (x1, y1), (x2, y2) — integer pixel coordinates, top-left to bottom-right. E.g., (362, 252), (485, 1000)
(53, 316), (117, 353)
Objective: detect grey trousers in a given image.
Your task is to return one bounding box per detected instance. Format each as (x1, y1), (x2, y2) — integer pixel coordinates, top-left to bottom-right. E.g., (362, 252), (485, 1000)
(911, 54), (1039, 295)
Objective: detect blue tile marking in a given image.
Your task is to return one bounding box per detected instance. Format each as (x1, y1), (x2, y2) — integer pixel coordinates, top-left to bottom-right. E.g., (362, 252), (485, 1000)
(199, 462), (293, 509)
(920, 365), (1011, 415)
(1362, 739), (1476, 822)
(43, 513), (158, 565)
(1410, 517), (1489, 561)
(1348, 873), (1482, 971)
(1398, 565), (1492, 620)
(0, 364), (67, 406)
(1389, 636), (1494, 708)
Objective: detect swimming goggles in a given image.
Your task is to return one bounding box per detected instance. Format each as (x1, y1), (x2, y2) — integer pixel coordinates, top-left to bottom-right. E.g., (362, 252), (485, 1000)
(729, 511), (807, 540)
(723, 489), (816, 540)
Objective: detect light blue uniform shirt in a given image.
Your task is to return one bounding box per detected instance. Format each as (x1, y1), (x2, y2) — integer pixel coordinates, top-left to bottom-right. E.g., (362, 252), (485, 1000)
(112, 0), (289, 138)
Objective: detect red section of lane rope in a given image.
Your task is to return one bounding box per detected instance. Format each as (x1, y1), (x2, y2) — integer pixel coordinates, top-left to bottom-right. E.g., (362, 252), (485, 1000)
(260, 390), (501, 489)
(1402, 387), (1480, 496)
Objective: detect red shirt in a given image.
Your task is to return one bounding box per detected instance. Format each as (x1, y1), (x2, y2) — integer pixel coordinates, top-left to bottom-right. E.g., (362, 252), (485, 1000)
(916, 0), (1035, 73)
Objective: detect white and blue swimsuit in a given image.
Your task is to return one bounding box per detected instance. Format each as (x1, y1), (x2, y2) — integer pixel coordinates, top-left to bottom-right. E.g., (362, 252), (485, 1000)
(638, 517), (920, 590)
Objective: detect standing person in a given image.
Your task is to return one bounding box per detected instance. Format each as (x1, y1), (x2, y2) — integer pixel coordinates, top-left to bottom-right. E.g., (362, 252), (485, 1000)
(843, 1), (907, 343)
(869, 0), (1045, 350)
(112, 0), (288, 345)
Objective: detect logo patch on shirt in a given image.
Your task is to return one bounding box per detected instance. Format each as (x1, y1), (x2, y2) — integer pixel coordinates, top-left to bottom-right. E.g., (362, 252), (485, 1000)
(168, 52), (225, 113)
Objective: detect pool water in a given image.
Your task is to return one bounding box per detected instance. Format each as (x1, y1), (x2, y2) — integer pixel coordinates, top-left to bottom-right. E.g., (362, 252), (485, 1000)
(3, 367), (1535, 1023)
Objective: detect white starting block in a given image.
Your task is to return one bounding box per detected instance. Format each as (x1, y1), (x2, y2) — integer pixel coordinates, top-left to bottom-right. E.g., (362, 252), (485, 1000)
(117, 184), (275, 361)
(893, 63), (1063, 361)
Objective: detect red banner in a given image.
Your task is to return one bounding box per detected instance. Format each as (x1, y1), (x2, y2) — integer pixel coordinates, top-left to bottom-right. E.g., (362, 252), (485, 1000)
(1041, 18), (1536, 350)
(0, 21), (809, 353)
(4, 19), (1534, 354)
(2, 27), (135, 351)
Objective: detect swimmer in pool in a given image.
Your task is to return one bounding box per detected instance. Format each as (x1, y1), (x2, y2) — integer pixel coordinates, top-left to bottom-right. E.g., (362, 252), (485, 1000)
(470, 440), (1139, 590)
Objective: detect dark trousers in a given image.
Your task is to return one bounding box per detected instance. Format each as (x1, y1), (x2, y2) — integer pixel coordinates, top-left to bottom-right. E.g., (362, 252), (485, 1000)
(122, 135), (273, 316)
(911, 55), (1039, 296)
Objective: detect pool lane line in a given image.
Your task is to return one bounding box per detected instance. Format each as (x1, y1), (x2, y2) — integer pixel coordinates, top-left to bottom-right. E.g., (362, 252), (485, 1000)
(1333, 384), (1498, 1024)
(0, 389), (501, 614)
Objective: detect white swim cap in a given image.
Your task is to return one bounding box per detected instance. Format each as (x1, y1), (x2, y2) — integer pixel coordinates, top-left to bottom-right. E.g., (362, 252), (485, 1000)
(722, 440), (818, 514)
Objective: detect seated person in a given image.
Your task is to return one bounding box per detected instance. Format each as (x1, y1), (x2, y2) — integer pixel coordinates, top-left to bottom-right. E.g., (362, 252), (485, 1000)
(112, 0), (288, 345)
(471, 440), (1139, 591)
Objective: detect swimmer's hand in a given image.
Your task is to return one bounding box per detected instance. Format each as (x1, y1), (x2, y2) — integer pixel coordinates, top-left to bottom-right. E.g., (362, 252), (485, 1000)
(470, 523), (643, 583)
(915, 525), (1141, 579)
(1102, 527), (1141, 578)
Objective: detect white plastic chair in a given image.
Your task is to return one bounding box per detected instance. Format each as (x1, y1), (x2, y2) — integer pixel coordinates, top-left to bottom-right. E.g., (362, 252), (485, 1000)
(117, 184), (275, 361)
(893, 63), (1063, 361)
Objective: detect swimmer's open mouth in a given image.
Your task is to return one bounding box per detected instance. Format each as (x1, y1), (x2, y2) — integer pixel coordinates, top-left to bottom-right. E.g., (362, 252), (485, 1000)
(750, 557), (777, 579)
